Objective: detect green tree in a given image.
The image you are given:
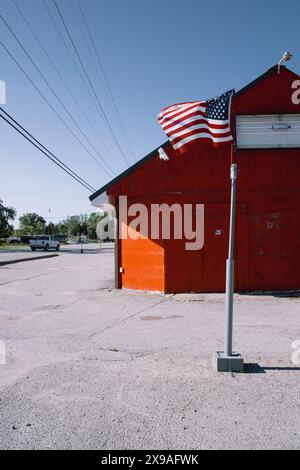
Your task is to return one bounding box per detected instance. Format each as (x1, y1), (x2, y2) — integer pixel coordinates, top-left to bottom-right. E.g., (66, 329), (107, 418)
(62, 216), (81, 237)
(79, 214), (88, 237)
(19, 213), (46, 235)
(0, 199), (16, 238)
(45, 222), (57, 235)
(87, 212), (107, 239)
(61, 215), (88, 237)
(56, 221), (69, 236)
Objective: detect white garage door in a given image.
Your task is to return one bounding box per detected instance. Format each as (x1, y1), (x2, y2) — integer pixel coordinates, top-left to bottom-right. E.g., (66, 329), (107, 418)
(236, 115), (300, 149)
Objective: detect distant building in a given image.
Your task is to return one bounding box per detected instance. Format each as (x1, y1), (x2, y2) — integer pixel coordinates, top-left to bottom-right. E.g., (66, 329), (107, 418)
(20, 235), (31, 244)
(52, 234), (68, 244)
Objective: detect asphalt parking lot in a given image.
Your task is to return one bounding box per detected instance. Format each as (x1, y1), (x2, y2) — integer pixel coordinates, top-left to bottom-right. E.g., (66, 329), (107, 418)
(0, 245), (300, 450)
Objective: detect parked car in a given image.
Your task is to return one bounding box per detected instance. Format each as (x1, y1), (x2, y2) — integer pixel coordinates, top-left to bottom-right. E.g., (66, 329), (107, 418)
(20, 235), (32, 244)
(52, 234), (68, 244)
(6, 237), (22, 244)
(29, 235), (60, 251)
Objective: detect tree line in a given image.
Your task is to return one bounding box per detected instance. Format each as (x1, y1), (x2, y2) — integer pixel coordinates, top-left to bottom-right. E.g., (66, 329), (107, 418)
(0, 199), (107, 240)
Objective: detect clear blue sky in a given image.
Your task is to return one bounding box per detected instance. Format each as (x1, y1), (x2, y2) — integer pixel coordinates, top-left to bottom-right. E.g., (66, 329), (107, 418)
(1, 0), (299, 226)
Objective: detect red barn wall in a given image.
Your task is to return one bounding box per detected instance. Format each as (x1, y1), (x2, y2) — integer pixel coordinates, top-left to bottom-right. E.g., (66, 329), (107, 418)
(108, 67), (300, 293)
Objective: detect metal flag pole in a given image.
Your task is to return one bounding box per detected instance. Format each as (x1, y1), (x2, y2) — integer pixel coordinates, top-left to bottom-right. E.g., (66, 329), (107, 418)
(214, 143), (244, 372)
(225, 146), (237, 357)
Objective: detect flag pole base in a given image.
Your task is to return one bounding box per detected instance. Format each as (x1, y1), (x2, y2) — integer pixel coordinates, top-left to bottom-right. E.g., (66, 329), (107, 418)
(213, 351), (244, 373)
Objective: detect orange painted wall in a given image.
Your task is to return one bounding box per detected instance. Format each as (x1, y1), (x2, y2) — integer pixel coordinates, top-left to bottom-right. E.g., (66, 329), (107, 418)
(120, 197), (165, 291)
(121, 237), (165, 291)
(108, 67), (300, 293)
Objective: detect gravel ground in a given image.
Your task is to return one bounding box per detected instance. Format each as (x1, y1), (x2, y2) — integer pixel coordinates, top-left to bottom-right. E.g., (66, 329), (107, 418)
(0, 245), (299, 450)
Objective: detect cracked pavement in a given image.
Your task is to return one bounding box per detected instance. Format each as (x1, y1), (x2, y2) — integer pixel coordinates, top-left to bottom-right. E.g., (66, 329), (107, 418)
(0, 244), (300, 450)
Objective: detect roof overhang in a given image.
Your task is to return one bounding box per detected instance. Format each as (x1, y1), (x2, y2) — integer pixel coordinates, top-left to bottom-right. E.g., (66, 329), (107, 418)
(90, 191), (108, 208)
(89, 141), (169, 204)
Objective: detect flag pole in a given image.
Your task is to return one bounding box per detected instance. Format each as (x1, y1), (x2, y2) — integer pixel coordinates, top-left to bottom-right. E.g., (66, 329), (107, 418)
(213, 143), (244, 372)
(225, 144), (237, 357)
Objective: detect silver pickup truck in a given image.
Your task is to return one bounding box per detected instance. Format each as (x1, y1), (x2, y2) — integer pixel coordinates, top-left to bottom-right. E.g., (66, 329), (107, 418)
(29, 236), (60, 252)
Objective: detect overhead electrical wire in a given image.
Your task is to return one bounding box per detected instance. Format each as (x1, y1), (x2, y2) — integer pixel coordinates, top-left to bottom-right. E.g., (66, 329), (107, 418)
(0, 106), (96, 192)
(0, 36), (96, 172)
(76, 0), (136, 161)
(53, 0), (130, 167)
(42, 0), (117, 163)
(68, 0), (112, 106)
(0, 106), (95, 191)
(69, 0), (125, 146)
(0, 46), (113, 182)
(42, 0), (101, 115)
(0, 12), (115, 178)
(2, 192), (92, 198)
(12, 0), (117, 172)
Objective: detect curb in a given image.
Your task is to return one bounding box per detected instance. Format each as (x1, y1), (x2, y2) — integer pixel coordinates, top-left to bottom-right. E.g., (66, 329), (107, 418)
(0, 254), (59, 267)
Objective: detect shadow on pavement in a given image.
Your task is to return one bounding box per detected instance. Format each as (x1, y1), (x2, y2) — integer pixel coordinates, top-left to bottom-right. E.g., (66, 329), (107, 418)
(240, 291), (300, 298)
(244, 363), (266, 374)
(263, 366), (300, 371)
(244, 363), (300, 374)
(59, 248), (114, 254)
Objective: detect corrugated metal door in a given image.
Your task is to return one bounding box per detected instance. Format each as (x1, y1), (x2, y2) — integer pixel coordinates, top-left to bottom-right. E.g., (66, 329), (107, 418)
(236, 114), (300, 149)
(190, 205), (229, 293)
(246, 205), (300, 291)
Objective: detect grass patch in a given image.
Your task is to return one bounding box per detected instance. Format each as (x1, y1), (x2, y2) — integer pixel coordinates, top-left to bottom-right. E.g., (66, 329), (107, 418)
(0, 243), (28, 250)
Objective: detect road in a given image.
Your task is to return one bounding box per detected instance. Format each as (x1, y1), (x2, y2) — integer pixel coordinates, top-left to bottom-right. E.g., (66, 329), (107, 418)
(0, 246), (300, 450)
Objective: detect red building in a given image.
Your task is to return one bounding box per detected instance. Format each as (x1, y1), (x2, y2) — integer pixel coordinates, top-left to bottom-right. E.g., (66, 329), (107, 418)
(90, 65), (300, 293)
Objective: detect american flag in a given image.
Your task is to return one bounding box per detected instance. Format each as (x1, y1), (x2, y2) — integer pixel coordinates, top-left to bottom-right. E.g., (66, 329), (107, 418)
(157, 90), (234, 153)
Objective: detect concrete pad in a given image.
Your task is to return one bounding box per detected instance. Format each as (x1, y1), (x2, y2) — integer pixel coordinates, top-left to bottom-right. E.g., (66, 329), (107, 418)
(213, 351), (244, 372)
(0, 247), (299, 450)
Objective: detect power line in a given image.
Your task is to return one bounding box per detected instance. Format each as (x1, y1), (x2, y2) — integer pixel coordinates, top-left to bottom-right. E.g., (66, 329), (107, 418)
(68, 0), (114, 111)
(0, 106), (96, 192)
(77, 0), (136, 161)
(0, 106), (93, 190)
(12, 0), (118, 173)
(42, 0), (100, 114)
(53, 0), (130, 167)
(1, 192), (91, 198)
(41, 216), (71, 219)
(0, 39), (113, 180)
(69, 0), (126, 151)
(0, 106), (95, 191)
(0, 12), (115, 178)
(42, 0), (118, 164)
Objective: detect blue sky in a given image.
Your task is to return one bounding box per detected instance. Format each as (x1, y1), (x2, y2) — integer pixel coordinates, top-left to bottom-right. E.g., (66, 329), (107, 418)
(1, 0), (299, 226)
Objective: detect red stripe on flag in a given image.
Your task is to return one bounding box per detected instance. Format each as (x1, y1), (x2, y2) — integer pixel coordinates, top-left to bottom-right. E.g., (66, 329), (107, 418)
(170, 127), (233, 146)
